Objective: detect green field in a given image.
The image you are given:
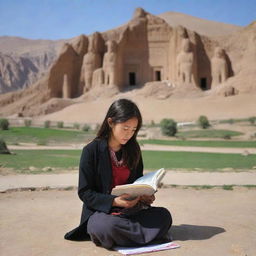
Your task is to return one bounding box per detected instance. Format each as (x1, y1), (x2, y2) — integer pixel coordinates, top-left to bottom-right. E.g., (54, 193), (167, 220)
(139, 139), (256, 148)
(176, 129), (243, 138)
(142, 151), (256, 170)
(0, 127), (95, 144)
(1, 150), (255, 173)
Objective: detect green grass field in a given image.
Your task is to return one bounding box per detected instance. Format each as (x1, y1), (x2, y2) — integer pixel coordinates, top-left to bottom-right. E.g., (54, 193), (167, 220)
(1, 149), (255, 173)
(142, 151), (256, 170)
(0, 127), (95, 144)
(139, 139), (256, 148)
(176, 129), (243, 138)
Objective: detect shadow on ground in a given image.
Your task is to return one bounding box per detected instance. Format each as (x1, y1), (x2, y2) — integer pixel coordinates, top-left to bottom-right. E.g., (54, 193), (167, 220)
(171, 224), (225, 241)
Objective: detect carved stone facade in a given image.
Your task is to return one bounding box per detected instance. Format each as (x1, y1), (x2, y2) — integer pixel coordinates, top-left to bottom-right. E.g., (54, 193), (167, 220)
(211, 47), (229, 87)
(47, 8), (233, 98)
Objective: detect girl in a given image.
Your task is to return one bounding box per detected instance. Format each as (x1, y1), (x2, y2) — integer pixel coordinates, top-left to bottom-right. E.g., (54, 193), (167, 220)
(64, 98), (172, 249)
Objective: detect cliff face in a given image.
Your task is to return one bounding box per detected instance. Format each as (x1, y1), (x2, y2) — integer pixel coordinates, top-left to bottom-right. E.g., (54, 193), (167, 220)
(0, 9), (255, 118)
(0, 36), (66, 94)
(0, 51), (56, 94)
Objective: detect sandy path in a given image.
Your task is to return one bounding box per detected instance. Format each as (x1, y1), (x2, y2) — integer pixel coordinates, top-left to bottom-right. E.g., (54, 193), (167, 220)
(1, 171), (256, 192)
(0, 188), (255, 256)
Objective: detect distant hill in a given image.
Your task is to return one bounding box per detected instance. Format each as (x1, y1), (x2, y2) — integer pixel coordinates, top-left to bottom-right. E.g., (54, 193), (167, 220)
(158, 11), (242, 36)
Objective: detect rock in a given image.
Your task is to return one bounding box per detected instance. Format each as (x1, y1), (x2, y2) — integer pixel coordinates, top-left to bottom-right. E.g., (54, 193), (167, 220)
(42, 167), (53, 172)
(241, 150), (250, 156)
(29, 166), (38, 172)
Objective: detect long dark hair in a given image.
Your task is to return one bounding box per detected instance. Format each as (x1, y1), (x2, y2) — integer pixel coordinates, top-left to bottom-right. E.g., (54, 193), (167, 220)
(96, 98), (142, 170)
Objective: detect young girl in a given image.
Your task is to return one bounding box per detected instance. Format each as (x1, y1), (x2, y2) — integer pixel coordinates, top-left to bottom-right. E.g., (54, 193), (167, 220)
(64, 98), (172, 249)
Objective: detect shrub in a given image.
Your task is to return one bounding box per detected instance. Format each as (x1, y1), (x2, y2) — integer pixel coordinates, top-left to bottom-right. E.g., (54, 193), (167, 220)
(57, 121), (64, 128)
(24, 119), (32, 127)
(249, 116), (256, 125)
(44, 120), (51, 128)
(198, 115), (210, 129)
(223, 134), (231, 140)
(73, 123), (80, 130)
(82, 124), (91, 132)
(227, 119), (234, 124)
(160, 118), (177, 136)
(0, 138), (11, 154)
(0, 118), (9, 130)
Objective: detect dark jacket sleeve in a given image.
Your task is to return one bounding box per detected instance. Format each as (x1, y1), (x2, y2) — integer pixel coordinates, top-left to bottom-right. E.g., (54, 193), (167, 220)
(77, 146), (116, 214)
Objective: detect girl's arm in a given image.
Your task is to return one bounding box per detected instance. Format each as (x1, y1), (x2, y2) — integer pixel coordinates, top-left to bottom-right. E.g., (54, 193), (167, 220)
(78, 147), (115, 214)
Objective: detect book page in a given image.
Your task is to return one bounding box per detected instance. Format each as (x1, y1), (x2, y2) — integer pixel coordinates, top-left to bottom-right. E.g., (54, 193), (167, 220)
(133, 168), (165, 190)
(114, 241), (180, 255)
(111, 184), (154, 197)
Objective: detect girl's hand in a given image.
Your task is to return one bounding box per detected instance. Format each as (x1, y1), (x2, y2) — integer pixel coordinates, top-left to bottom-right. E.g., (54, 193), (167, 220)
(140, 194), (155, 205)
(112, 194), (140, 208)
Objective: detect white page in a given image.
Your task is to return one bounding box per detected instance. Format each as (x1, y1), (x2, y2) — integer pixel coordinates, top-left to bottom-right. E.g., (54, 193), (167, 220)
(133, 168), (165, 190)
(114, 241), (180, 255)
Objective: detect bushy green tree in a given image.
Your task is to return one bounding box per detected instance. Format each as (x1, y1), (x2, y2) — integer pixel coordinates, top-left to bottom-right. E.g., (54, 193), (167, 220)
(198, 115), (210, 129)
(160, 118), (177, 136)
(0, 118), (9, 130)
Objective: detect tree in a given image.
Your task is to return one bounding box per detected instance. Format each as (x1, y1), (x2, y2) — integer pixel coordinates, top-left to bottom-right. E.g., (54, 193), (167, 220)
(160, 119), (177, 136)
(198, 115), (210, 129)
(0, 118), (9, 130)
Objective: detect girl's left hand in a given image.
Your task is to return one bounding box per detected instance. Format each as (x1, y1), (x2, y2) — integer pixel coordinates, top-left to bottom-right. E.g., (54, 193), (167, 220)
(140, 194), (155, 205)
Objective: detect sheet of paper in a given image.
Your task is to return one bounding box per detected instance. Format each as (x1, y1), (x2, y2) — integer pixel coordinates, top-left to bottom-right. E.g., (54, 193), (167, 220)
(114, 241), (180, 255)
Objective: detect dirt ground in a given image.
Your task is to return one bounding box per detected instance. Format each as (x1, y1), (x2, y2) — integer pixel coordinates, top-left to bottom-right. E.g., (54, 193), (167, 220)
(1, 187), (255, 256)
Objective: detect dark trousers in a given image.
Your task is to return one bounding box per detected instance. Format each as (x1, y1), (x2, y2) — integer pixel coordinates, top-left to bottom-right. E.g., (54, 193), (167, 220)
(87, 207), (172, 249)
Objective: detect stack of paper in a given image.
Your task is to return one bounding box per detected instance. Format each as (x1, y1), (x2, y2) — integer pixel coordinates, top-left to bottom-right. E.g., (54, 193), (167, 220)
(114, 242), (180, 255)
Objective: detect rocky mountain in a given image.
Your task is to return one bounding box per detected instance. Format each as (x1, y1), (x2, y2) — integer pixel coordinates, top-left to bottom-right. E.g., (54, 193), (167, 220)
(0, 36), (66, 94)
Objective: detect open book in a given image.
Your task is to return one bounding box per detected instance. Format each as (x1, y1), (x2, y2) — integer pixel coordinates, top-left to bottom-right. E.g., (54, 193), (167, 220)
(111, 168), (166, 198)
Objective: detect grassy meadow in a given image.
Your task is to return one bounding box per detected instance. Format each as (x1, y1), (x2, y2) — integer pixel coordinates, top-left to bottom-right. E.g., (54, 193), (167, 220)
(0, 125), (255, 174)
(0, 127), (95, 145)
(1, 149), (255, 173)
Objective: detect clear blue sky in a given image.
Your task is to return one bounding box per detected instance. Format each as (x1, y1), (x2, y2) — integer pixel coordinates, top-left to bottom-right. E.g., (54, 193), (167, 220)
(0, 0), (255, 40)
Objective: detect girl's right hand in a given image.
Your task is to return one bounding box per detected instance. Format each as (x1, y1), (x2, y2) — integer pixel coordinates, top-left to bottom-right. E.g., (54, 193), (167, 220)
(112, 194), (140, 208)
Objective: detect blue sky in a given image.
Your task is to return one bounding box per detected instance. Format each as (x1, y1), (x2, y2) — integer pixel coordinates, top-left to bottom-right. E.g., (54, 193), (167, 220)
(0, 0), (255, 40)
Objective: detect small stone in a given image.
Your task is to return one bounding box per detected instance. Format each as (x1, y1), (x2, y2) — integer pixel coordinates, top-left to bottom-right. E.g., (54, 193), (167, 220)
(29, 166), (37, 171)
(222, 168), (234, 171)
(42, 167), (52, 172)
(241, 150), (250, 156)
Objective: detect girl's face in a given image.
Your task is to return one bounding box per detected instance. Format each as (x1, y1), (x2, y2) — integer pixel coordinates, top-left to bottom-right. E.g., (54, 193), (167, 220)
(108, 117), (138, 146)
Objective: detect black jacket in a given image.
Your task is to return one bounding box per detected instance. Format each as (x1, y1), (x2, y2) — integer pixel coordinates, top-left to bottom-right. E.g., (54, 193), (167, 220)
(64, 138), (143, 241)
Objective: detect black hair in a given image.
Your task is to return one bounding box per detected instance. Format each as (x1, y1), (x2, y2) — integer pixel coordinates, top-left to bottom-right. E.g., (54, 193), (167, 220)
(96, 98), (142, 170)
